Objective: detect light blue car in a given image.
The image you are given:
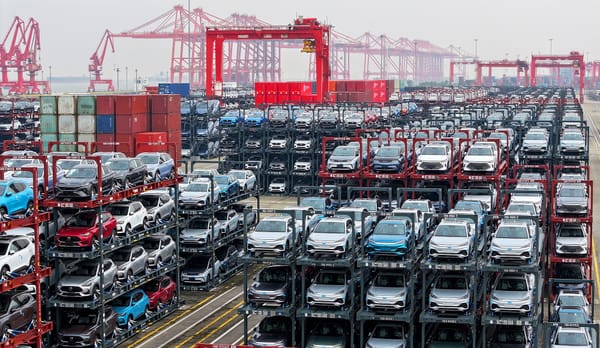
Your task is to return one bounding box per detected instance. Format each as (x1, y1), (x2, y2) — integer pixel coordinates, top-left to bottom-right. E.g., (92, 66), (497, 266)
(219, 110), (243, 127)
(112, 289), (150, 327)
(366, 216), (414, 258)
(136, 152), (174, 182)
(0, 179), (34, 218)
(214, 174), (240, 197)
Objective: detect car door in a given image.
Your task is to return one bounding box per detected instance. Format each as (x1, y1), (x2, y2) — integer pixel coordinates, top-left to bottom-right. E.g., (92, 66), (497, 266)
(132, 247), (144, 274)
(5, 183), (20, 214)
(7, 295), (24, 328)
(104, 260), (115, 288)
(132, 291), (145, 318)
(101, 212), (113, 239)
(131, 202), (143, 228)
(15, 239), (31, 270)
(159, 277), (170, 302)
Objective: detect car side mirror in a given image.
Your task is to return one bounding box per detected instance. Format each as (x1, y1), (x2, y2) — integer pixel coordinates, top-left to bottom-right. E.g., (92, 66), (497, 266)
(8, 250), (14, 255)
(9, 307), (17, 313)
(129, 211), (135, 216)
(5, 192), (11, 197)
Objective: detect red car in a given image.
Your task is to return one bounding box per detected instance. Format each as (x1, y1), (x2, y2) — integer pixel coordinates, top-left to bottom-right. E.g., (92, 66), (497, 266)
(364, 112), (379, 126)
(56, 210), (116, 249)
(143, 275), (176, 310)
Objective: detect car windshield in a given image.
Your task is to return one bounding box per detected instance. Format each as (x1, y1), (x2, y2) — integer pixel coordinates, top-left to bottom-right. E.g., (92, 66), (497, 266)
(11, 170), (35, 178)
(555, 331), (588, 345)
(188, 256), (210, 268)
(137, 155), (159, 165)
(107, 205), (129, 216)
(185, 183), (209, 192)
(314, 221), (346, 234)
(258, 269), (288, 283)
(351, 200), (377, 211)
(107, 160), (129, 170)
(436, 277), (467, 290)
(514, 185), (542, 196)
(490, 133), (507, 140)
(455, 201), (480, 212)
(260, 319), (288, 333)
(559, 295), (586, 307)
(563, 133), (583, 140)
(525, 133), (546, 140)
(332, 147), (356, 157)
(214, 176), (230, 185)
(496, 226), (529, 239)
(4, 159), (33, 167)
(560, 186), (586, 197)
(301, 197), (326, 210)
(433, 328), (465, 342)
(142, 239), (161, 250)
(468, 146), (493, 156)
(421, 146), (446, 156)
(507, 204), (535, 214)
(559, 309), (588, 323)
(57, 160), (81, 170)
(65, 167), (96, 179)
(376, 147), (400, 157)
(559, 227), (585, 238)
(71, 264), (97, 276)
(138, 195), (159, 207)
(374, 274), (404, 287)
(495, 329), (525, 343)
(111, 250), (131, 262)
(337, 210), (363, 222)
(111, 295), (131, 307)
(435, 224), (467, 237)
(316, 272), (346, 285)
(188, 219), (211, 229)
(375, 221), (407, 235)
(372, 325), (405, 339)
(256, 220), (287, 232)
(73, 314), (97, 325)
(497, 277), (527, 291)
(401, 201), (428, 211)
(66, 212), (97, 227)
(230, 171), (246, 180)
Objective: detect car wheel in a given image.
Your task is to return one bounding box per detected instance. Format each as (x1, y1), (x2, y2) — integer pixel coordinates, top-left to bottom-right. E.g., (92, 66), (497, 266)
(157, 299), (164, 310)
(125, 224), (131, 235)
(90, 186), (98, 200)
(127, 315), (135, 329)
(28, 257), (34, 271)
(92, 237), (100, 251)
(144, 262), (149, 273)
(144, 305), (151, 319)
(0, 266), (8, 279)
(153, 172), (160, 182)
(1, 325), (10, 341)
(92, 285), (99, 301)
(25, 201), (33, 216)
(169, 169), (175, 179)
(124, 178), (131, 189)
(156, 256), (162, 267)
(127, 269), (133, 281)
(0, 208), (7, 221)
(142, 217), (148, 229)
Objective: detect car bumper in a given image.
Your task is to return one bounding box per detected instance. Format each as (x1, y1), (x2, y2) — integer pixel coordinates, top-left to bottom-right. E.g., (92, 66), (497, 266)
(490, 299), (531, 314)
(429, 300), (470, 312)
(57, 286), (94, 298)
(307, 296), (345, 307)
(366, 297), (405, 310)
(307, 244), (347, 256)
(428, 247), (469, 259)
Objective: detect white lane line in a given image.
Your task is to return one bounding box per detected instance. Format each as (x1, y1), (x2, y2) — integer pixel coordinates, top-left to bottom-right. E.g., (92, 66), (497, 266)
(210, 317), (248, 344)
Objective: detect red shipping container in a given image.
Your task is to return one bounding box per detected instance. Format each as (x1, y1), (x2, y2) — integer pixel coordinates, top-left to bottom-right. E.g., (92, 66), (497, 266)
(151, 112), (181, 132)
(300, 82), (313, 96)
(116, 95), (149, 115)
(289, 82), (302, 102)
(115, 113), (149, 134)
(254, 82), (266, 105)
(335, 81), (347, 92)
(277, 83), (290, 104)
(328, 80), (336, 92)
(115, 134), (134, 157)
(265, 82), (277, 104)
(167, 130), (181, 163)
(94, 133), (116, 153)
(149, 94), (181, 114)
(135, 132), (168, 154)
(96, 95), (116, 115)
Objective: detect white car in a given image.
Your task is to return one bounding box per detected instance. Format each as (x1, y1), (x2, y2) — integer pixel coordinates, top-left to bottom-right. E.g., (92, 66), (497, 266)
(107, 201), (148, 236)
(268, 178), (286, 193)
(0, 236), (35, 277)
(462, 142), (498, 173)
(550, 327), (592, 348)
(227, 169), (256, 192)
(416, 142), (453, 172)
(293, 157), (312, 172)
(306, 217), (354, 257)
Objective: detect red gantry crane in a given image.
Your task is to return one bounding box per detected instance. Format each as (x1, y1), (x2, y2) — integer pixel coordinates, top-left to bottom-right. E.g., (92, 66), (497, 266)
(0, 16), (49, 94)
(531, 51), (585, 101)
(476, 59), (529, 87)
(205, 17), (330, 102)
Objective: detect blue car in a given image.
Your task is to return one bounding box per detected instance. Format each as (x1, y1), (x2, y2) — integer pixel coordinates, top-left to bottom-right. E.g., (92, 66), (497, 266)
(453, 199), (487, 231)
(112, 289), (150, 327)
(10, 163), (63, 196)
(244, 110), (267, 127)
(136, 152), (175, 182)
(0, 179), (35, 218)
(180, 101), (192, 117)
(219, 110), (243, 127)
(366, 216), (414, 258)
(371, 145), (406, 173)
(214, 174), (240, 197)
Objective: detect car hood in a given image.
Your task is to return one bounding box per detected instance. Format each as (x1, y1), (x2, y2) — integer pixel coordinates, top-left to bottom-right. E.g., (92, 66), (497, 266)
(464, 154), (495, 162)
(561, 139), (585, 146)
(557, 196), (587, 205)
(306, 335), (345, 347)
(328, 155), (355, 162)
(366, 337), (407, 348)
(249, 231), (287, 241)
(308, 233), (347, 244)
(418, 154), (448, 162)
(181, 229), (210, 238)
(431, 288), (469, 299)
(492, 238), (532, 249)
(250, 282), (287, 292)
(59, 275), (93, 286)
(523, 139), (546, 146)
(374, 155), (401, 162)
(368, 285), (406, 298)
(430, 236), (468, 245)
(492, 290), (530, 300)
(180, 191), (209, 200)
(368, 234), (409, 244)
(58, 226), (94, 236)
(557, 235), (587, 245)
(429, 341), (469, 348)
(59, 325), (96, 337)
(112, 305), (129, 315)
(308, 284), (346, 295)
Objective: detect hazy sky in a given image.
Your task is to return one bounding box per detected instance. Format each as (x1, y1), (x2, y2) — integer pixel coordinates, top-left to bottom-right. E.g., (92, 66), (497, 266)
(1, 0), (596, 81)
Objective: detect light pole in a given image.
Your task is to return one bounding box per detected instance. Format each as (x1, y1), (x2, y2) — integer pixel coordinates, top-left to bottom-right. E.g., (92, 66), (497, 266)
(115, 67), (120, 91)
(549, 38), (553, 55)
(414, 40), (418, 85)
(125, 66), (128, 91)
(48, 65), (52, 89)
(474, 39), (478, 59)
(135, 68), (138, 92)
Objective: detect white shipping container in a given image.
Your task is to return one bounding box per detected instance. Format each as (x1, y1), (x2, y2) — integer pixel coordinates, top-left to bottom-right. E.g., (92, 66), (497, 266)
(77, 133), (96, 146)
(77, 115), (96, 134)
(58, 115), (77, 134)
(57, 95), (76, 114)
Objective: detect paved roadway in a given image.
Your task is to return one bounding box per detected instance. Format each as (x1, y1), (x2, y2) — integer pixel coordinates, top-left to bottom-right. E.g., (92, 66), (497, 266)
(125, 103), (600, 347)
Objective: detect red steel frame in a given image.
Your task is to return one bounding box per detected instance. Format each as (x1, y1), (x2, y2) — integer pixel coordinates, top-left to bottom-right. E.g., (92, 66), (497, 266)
(531, 51), (585, 102)
(0, 166), (52, 347)
(549, 222), (592, 265)
(318, 136), (363, 180)
(456, 132), (508, 183)
(475, 59), (529, 87)
(552, 164), (590, 181)
(206, 17), (330, 103)
(586, 61), (600, 89)
(550, 179), (593, 224)
(449, 59), (478, 85)
(548, 260), (592, 303)
(409, 138), (458, 185)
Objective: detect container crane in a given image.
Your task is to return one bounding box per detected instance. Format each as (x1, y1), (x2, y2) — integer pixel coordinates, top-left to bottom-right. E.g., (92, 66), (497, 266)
(88, 30), (115, 92)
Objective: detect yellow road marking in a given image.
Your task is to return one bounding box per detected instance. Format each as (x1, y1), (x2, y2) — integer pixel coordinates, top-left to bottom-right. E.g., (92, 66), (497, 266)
(175, 299), (243, 348)
(593, 239), (600, 301)
(126, 293), (217, 348)
(192, 310), (241, 347)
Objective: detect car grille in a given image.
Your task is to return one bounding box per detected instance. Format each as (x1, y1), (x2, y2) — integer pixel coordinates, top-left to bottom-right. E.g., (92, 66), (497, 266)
(60, 286), (83, 293)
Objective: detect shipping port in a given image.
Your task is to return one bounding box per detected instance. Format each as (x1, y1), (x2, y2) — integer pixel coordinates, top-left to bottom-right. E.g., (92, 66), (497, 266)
(0, 2), (599, 348)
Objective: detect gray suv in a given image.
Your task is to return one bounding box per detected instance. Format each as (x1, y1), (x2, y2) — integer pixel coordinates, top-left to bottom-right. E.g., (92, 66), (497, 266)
(247, 216), (295, 257)
(114, 245), (149, 281)
(248, 265), (292, 307)
(429, 274), (471, 313)
(142, 234), (176, 267)
(57, 259), (117, 299)
(490, 220), (536, 264)
(490, 273), (536, 315)
(366, 272), (407, 312)
(428, 219), (474, 260)
(307, 270), (351, 309)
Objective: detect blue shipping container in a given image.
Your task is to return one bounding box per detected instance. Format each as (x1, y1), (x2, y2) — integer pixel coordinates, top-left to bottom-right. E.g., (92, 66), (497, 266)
(96, 114), (115, 134)
(158, 83), (190, 97)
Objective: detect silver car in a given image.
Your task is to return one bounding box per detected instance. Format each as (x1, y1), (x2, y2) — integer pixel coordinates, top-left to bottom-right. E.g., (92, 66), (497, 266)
(428, 219), (473, 260)
(366, 324), (407, 348)
(416, 142), (452, 172)
(550, 327), (592, 348)
(306, 270), (350, 308)
(306, 217), (354, 258)
(137, 190), (175, 225)
(142, 234), (176, 267)
(521, 130), (549, 153)
(113, 245), (149, 281)
(178, 178), (221, 209)
(247, 216), (295, 257)
(180, 217), (222, 246)
(429, 274), (471, 313)
(366, 272), (407, 312)
(560, 130), (586, 154)
(490, 273), (536, 315)
(556, 183), (588, 215)
(57, 259), (117, 299)
(248, 265), (292, 307)
(490, 220), (536, 263)
(327, 145), (361, 172)
(555, 224), (589, 256)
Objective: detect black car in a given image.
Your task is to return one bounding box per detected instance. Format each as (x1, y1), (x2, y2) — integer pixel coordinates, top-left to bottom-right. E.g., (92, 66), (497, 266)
(552, 263), (588, 296)
(55, 164), (116, 200)
(57, 307), (119, 348)
(106, 157), (147, 189)
(318, 112), (339, 128)
(215, 244), (239, 275)
(490, 325), (533, 348)
(248, 265), (292, 307)
(220, 137), (237, 150)
(0, 290), (36, 338)
(249, 316), (293, 348)
(268, 158), (287, 172)
(269, 110), (289, 128)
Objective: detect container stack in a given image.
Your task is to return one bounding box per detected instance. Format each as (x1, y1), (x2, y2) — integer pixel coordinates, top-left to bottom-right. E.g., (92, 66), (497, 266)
(57, 95), (77, 151)
(96, 95), (116, 152)
(149, 94), (181, 161)
(76, 95), (97, 148)
(115, 94), (149, 156)
(39, 95), (58, 153)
